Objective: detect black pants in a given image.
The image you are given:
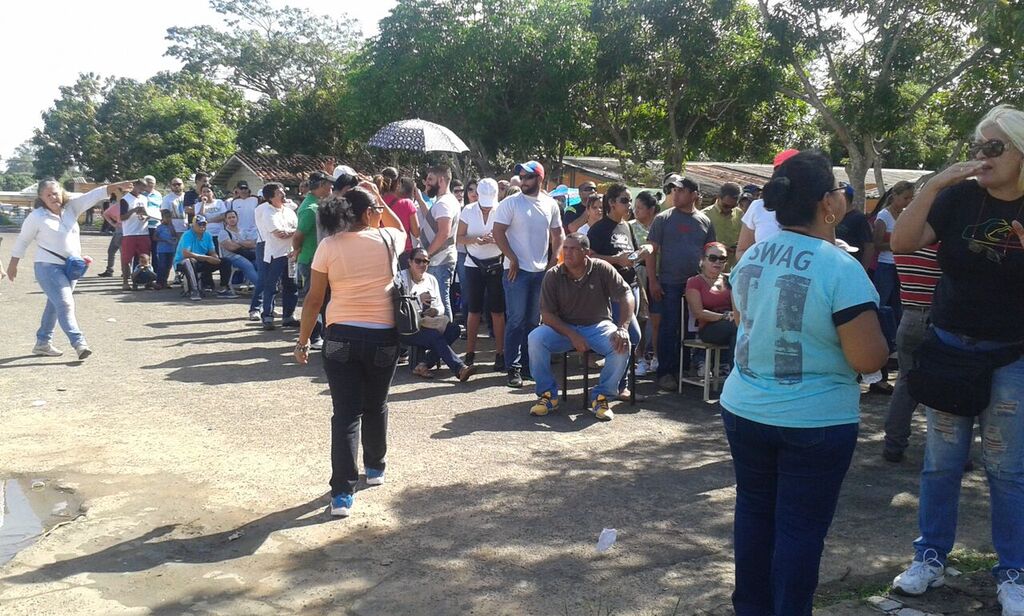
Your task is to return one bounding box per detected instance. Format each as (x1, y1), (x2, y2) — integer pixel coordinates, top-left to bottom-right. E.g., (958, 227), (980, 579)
(211, 237), (231, 287)
(322, 324), (400, 496)
(177, 259), (216, 292)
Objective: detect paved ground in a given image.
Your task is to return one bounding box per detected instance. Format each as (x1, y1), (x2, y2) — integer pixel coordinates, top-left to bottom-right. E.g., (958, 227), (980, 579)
(0, 233), (1006, 615)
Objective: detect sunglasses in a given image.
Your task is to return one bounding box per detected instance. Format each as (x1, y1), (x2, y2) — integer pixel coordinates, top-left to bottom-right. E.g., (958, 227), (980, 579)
(519, 173), (539, 180)
(580, 186), (595, 192)
(704, 254), (727, 263)
(615, 195), (632, 204)
(369, 205), (385, 213)
(969, 139), (1008, 159)
(412, 258), (430, 264)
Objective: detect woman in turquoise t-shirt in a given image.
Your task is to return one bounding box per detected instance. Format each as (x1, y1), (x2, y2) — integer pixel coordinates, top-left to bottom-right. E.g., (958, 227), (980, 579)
(720, 151), (888, 616)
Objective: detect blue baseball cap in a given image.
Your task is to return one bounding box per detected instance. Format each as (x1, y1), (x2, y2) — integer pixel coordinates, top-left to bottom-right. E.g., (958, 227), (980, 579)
(194, 214), (207, 224)
(513, 160), (545, 179)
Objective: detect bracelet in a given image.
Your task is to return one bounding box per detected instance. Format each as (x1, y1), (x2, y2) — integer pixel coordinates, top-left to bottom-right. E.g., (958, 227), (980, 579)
(295, 342), (310, 353)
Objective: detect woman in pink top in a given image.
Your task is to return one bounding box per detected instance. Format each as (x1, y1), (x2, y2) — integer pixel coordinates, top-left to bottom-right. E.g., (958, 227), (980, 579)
(294, 183), (406, 518)
(392, 177), (421, 259)
(684, 241), (737, 371)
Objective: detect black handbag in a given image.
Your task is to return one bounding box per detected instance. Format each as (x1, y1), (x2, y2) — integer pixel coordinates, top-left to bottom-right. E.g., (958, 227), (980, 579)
(378, 228), (420, 336)
(907, 330), (1022, 417)
(467, 252), (503, 276)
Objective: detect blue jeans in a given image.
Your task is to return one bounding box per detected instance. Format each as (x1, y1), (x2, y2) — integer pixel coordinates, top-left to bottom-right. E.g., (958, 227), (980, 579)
(610, 286), (641, 391)
(261, 256), (298, 324)
(154, 251), (175, 286)
(34, 261), (85, 349)
(503, 269), (546, 371)
(295, 262), (324, 342)
(404, 323), (464, 374)
(722, 410), (858, 616)
(654, 282), (687, 378)
(874, 262), (902, 328)
(224, 253), (259, 287)
(249, 242), (265, 313)
(428, 262), (455, 320)
(528, 321), (629, 401)
(912, 328), (1024, 582)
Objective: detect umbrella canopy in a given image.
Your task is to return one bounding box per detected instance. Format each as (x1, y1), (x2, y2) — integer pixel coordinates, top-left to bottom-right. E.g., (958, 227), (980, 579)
(367, 119), (470, 153)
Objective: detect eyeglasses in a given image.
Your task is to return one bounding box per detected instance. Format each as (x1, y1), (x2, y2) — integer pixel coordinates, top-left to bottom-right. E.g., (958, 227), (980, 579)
(519, 173), (539, 180)
(969, 139), (1008, 159)
(369, 205), (385, 213)
(580, 186), (595, 193)
(171, 183), (183, 187)
(704, 254), (727, 263)
(412, 258), (430, 264)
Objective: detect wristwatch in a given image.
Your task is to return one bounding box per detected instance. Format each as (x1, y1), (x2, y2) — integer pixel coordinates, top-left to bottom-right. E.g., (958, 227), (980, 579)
(295, 341), (311, 353)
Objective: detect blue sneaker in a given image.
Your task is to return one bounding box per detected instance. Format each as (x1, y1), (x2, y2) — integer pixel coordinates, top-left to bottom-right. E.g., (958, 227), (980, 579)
(365, 468), (385, 486)
(330, 493), (353, 517)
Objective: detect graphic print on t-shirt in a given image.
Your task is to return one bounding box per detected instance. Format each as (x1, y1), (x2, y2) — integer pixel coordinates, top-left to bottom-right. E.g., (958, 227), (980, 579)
(963, 215), (1024, 263)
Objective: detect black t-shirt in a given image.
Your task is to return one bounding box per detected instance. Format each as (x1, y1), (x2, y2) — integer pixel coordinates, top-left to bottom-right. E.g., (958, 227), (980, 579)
(927, 180), (1024, 342)
(835, 209), (873, 265)
(183, 188), (200, 209)
(587, 216), (638, 285)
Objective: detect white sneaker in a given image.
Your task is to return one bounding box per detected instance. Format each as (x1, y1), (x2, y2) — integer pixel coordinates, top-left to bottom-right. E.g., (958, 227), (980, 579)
(648, 357), (659, 373)
(893, 550), (945, 596)
(74, 344), (92, 360)
(248, 310), (261, 321)
(999, 571), (1024, 616)
(634, 359), (649, 376)
(32, 343), (64, 357)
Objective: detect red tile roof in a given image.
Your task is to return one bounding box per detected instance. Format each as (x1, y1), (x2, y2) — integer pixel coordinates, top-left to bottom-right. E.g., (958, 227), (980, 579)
(212, 152), (336, 187)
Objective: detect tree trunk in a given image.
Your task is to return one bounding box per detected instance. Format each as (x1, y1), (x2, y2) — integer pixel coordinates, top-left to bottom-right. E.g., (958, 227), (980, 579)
(845, 146), (869, 213)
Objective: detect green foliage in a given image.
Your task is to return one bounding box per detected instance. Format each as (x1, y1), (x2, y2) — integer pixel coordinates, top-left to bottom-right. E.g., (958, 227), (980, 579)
(0, 173), (34, 191)
(32, 74), (105, 179)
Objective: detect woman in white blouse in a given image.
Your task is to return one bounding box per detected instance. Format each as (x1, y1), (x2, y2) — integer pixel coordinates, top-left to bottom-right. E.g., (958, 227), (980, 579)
(7, 179), (133, 359)
(456, 178), (506, 370)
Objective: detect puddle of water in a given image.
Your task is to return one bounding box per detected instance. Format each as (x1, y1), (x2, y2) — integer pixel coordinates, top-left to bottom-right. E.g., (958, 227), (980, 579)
(1, 478), (83, 566)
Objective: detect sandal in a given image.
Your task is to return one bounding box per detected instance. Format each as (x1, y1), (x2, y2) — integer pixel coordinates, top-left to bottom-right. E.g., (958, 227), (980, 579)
(413, 363), (434, 378)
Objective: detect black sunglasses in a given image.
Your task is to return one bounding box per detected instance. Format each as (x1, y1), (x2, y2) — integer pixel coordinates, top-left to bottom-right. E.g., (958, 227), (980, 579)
(412, 258), (430, 264)
(969, 139), (1008, 159)
(705, 254), (727, 263)
(519, 173), (539, 180)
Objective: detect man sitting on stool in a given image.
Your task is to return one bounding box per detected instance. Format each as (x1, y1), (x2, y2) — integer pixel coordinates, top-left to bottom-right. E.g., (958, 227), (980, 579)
(173, 214), (221, 301)
(527, 233), (634, 421)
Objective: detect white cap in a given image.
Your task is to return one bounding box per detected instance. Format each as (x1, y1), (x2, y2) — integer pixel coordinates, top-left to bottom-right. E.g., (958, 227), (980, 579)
(332, 164), (357, 180)
(477, 178), (499, 207)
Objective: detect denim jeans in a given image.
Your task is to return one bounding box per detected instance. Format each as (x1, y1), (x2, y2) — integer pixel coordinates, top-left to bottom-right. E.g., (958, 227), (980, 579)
(502, 269), (546, 371)
(428, 262), (456, 320)
(34, 261), (85, 349)
(874, 262), (902, 329)
(883, 307), (930, 455)
(528, 321), (629, 401)
(295, 261), (324, 342)
(654, 282), (687, 378)
(404, 323), (464, 374)
(106, 229), (122, 274)
(912, 328), (1024, 582)
(154, 251), (175, 286)
(610, 286), (641, 391)
(261, 255), (297, 324)
(722, 410), (858, 616)
(224, 253), (259, 287)
(249, 242), (265, 313)
(322, 325), (399, 496)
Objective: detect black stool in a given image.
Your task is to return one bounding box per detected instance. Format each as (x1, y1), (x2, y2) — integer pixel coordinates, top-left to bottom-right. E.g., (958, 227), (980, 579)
(560, 349), (637, 409)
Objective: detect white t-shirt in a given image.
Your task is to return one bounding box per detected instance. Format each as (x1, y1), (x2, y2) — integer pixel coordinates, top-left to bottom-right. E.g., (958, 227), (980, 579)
(400, 269), (443, 315)
(218, 227), (259, 258)
(741, 198), (781, 244)
(421, 193), (460, 267)
(198, 199), (227, 236)
(875, 208), (896, 264)
(229, 196), (260, 238)
(578, 223), (591, 236)
(161, 192), (186, 233)
(461, 203), (502, 265)
(121, 193), (159, 236)
(493, 192), (561, 273)
(255, 202), (298, 262)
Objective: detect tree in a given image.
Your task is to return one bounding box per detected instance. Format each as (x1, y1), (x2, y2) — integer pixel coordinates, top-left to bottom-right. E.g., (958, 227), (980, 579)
(758, 0), (1023, 207)
(32, 74), (105, 179)
(165, 0), (361, 100)
(3, 142), (38, 174)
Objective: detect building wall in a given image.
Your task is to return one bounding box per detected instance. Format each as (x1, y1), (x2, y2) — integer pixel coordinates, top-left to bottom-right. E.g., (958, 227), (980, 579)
(218, 169), (264, 199)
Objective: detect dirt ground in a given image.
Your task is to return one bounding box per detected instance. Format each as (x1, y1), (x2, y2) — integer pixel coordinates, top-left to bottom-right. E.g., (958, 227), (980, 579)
(0, 233), (1005, 615)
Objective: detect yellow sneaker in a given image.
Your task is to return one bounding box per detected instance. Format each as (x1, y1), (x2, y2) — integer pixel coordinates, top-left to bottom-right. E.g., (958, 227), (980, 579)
(591, 395), (614, 421)
(530, 392), (559, 416)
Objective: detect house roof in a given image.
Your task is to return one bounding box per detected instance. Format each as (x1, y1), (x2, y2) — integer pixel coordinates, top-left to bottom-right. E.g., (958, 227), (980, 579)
(211, 152), (336, 188)
(561, 156), (932, 199)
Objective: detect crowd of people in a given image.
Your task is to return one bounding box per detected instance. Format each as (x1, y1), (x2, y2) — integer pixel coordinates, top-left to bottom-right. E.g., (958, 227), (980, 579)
(6, 104), (1024, 616)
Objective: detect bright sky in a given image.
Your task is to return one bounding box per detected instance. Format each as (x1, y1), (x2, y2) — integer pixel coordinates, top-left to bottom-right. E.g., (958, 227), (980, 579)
(0, 0), (397, 165)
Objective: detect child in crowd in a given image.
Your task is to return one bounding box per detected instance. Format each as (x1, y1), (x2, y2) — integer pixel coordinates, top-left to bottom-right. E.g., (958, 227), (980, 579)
(153, 210), (178, 289)
(131, 253), (157, 290)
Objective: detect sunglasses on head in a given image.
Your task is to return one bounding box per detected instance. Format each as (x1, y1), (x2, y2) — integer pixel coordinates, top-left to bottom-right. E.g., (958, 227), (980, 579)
(969, 139), (1008, 159)
(519, 173), (539, 180)
(705, 254), (727, 263)
(412, 258), (430, 264)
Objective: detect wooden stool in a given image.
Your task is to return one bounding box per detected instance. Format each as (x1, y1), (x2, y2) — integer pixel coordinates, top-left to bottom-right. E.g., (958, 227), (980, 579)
(678, 340), (728, 402)
(561, 350), (637, 409)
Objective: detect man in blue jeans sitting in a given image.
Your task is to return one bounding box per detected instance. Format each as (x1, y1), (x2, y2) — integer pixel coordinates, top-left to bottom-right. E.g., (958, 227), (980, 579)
(527, 233), (634, 422)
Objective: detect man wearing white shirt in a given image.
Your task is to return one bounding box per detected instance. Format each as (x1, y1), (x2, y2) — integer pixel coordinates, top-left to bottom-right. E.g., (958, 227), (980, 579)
(492, 160), (565, 388)
(254, 182), (298, 330)
(119, 179), (160, 291)
(228, 180), (260, 236)
(161, 178), (186, 233)
(415, 165), (460, 320)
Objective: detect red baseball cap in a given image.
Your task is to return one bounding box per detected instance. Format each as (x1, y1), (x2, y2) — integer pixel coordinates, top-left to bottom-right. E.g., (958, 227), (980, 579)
(773, 149), (800, 168)
(514, 160), (545, 179)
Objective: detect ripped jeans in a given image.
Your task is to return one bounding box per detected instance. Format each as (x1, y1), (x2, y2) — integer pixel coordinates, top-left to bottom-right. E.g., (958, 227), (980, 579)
(913, 328), (1024, 582)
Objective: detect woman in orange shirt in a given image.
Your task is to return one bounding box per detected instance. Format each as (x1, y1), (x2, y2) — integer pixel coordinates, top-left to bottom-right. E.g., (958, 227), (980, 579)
(295, 184), (406, 518)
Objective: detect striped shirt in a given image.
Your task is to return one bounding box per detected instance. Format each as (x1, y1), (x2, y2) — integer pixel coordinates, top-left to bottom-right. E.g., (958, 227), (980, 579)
(894, 244), (940, 307)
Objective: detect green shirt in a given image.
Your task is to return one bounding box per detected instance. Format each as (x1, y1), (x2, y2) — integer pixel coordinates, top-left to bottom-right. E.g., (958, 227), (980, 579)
(701, 202), (744, 269)
(297, 194), (320, 264)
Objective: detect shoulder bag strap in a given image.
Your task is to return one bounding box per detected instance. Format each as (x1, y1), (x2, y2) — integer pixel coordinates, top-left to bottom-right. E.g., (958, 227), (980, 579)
(377, 227), (398, 278)
(40, 246), (70, 262)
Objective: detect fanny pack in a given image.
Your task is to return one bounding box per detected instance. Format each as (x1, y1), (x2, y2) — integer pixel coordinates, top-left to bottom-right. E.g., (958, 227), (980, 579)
(42, 247), (89, 281)
(468, 253), (503, 276)
(907, 329), (1023, 417)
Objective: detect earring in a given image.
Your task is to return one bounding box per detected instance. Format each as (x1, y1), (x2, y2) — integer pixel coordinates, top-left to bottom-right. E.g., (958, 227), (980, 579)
(825, 213), (837, 225)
